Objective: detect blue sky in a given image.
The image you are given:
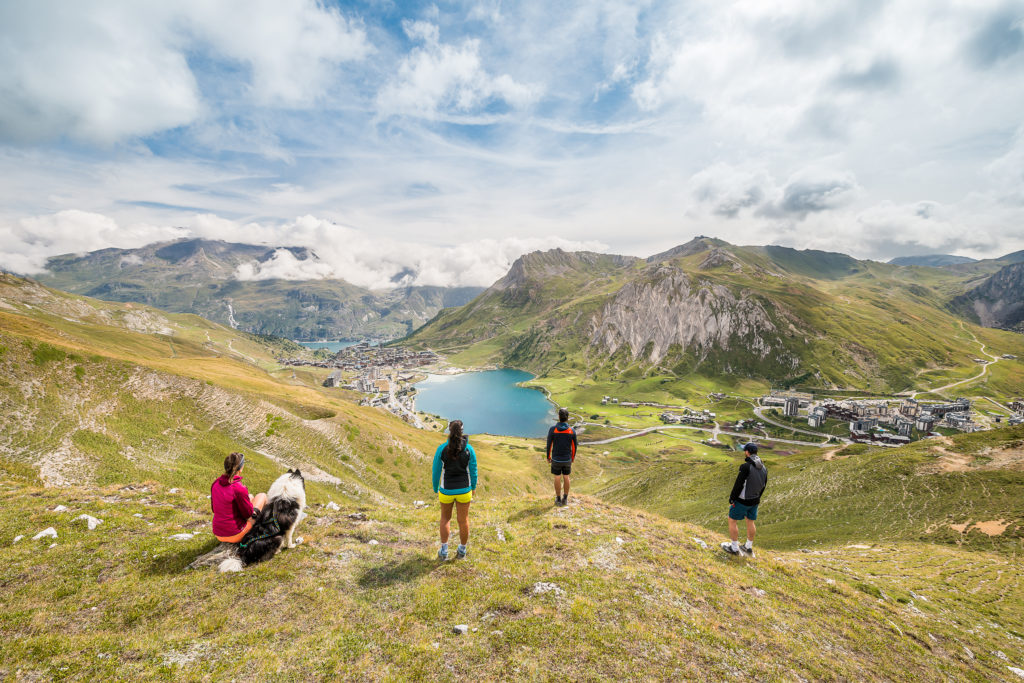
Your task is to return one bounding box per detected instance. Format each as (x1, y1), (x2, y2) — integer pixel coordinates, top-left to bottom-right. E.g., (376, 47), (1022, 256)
(1, 0), (1023, 287)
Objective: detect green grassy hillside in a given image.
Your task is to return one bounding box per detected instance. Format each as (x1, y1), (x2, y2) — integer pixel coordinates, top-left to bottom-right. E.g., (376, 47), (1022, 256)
(3, 273), (1024, 680)
(401, 239), (1024, 397)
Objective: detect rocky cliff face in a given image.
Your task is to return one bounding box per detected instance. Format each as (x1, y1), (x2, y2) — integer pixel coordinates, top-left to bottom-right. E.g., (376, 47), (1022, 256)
(588, 265), (796, 368)
(954, 262), (1024, 332)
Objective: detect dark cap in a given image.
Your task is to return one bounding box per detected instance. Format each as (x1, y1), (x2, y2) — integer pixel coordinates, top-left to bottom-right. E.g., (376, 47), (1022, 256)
(743, 442), (758, 454)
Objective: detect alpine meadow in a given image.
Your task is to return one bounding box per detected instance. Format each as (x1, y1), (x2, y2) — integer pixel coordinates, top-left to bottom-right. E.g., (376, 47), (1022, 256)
(2, 2), (1024, 682)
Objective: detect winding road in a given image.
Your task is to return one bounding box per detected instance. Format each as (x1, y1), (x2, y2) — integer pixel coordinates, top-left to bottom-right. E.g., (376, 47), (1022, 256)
(910, 325), (1001, 399)
(580, 423), (830, 448)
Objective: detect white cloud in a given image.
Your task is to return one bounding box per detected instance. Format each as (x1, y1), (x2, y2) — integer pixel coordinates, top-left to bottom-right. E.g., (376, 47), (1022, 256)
(0, 211), (606, 290)
(0, 210), (186, 273)
(0, 1), (369, 144)
(377, 23), (540, 118)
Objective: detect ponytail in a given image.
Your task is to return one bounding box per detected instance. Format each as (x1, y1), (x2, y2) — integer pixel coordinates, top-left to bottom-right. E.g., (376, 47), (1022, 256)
(223, 452), (244, 479)
(444, 420), (464, 463)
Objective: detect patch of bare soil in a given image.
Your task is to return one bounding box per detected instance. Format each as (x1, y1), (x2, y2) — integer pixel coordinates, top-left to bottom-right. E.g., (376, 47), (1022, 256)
(947, 520), (1010, 536)
(920, 444), (1024, 475)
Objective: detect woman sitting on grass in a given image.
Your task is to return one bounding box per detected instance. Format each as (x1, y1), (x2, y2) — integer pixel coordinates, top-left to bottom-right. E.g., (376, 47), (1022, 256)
(211, 452), (267, 543)
(432, 420), (478, 560)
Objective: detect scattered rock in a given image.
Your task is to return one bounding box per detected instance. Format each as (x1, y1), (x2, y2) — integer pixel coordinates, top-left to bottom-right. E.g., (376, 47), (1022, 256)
(495, 527), (506, 542)
(825, 578), (835, 585)
(325, 501), (340, 511)
(53, 505), (69, 513)
(367, 539), (379, 545)
(846, 544), (871, 549)
(691, 537), (708, 549)
(743, 586), (767, 597)
(133, 513), (143, 518)
(12, 534), (24, 544)
(348, 512), (368, 521)
(413, 500), (426, 508)
(615, 536), (625, 545)
(186, 543), (239, 570)
(472, 627), (478, 633)
(33, 527), (58, 540)
(531, 582), (564, 597)
(431, 642), (440, 649)
(491, 630), (504, 636)
(75, 514), (103, 530)
(168, 488), (181, 494)
(1008, 666), (1024, 679)
(168, 533), (195, 541)
(452, 624), (469, 635)
(963, 646), (975, 660)
(49, 542), (57, 549)
(909, 591), (929, 602)
(994, 651), (1008, 661)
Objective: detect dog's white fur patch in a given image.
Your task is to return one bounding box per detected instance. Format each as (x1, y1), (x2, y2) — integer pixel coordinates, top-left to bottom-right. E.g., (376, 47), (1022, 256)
(267, 471), (306, 508)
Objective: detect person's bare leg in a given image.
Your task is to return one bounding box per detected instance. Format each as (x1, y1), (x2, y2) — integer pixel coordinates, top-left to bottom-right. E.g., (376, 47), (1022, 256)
(562, 475), (570, 499)
(553, 475), (562, 499)
(439, 502), (453, 544)
(729, 518), (739, 543)
(252, 492), (267, 512)
(456, 501), (470, 545)
(745, 519), (756, 544)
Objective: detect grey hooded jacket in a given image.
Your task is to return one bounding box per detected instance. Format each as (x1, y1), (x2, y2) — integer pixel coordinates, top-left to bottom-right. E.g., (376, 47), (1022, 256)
(729, 455), (767, 506)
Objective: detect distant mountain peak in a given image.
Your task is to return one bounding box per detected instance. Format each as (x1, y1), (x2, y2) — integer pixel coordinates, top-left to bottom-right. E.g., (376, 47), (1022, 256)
(646, 236), (730, 263)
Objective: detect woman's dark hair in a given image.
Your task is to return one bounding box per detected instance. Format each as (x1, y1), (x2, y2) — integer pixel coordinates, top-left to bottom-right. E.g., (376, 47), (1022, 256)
(224, 452), (244, 479)
(444, 420), (464, 462)
(558, 408), (569, 422)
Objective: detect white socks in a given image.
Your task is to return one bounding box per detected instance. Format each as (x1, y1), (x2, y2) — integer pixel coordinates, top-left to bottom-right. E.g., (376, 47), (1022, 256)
(731, 541), (740, 552)
(744, 540), (753, 550)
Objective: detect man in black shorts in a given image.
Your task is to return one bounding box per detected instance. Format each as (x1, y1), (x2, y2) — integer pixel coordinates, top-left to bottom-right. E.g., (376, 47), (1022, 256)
(546, 408), (577, 506)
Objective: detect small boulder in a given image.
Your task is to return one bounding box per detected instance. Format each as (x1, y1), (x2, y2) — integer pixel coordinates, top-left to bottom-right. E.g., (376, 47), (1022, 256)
(132, 513), (144, 518)
(367, 539), (379, 545)
(325, 501), (340, 511)
(413, 500), (426, 508)
(168, 533), (195, 541)
(531, 582), (564, 597)
(452, 624), (469, 635)
(168, 488), (181, 494)
(33, 527), (58, 541)
(75, 514), (103, 530)
(347, 512), (368, 521)
(691, 537), (708, 549)
(1008, 667), (1024, 679)
(53, 505), (69, 513)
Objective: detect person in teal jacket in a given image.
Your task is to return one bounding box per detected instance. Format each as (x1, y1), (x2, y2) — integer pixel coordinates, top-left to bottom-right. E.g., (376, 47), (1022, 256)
(431, 419), (478, 560)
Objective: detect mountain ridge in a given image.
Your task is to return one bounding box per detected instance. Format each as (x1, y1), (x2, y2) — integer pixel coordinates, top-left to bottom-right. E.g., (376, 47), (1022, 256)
(35, 238), (485, 341)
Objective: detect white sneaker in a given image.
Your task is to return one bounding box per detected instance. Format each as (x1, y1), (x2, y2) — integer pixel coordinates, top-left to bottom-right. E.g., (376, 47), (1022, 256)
(721, 541), (740, 555)
(743, 546), (755, 558)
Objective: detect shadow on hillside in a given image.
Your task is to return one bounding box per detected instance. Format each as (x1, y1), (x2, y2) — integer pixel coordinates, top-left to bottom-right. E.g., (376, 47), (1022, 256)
(143, 539), (223, 576)
(507, 505), (548, 523)
(357, 555), (437, 589)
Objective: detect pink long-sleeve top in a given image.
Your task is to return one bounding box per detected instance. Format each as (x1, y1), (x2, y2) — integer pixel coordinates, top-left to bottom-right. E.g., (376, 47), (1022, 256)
(210, 474), (254, 537)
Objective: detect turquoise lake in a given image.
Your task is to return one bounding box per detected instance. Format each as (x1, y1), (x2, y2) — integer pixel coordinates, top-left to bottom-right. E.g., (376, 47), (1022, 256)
(415, 369), (555, 438)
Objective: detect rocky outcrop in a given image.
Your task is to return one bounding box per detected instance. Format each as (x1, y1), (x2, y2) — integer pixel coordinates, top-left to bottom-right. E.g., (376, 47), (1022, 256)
(953, 262), (1024, 332)
(492, 249), (638, 291)
(588, 265), (788, 364)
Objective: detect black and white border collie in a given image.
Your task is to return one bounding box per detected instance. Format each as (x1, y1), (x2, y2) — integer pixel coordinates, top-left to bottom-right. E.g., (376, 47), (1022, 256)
(220, 469), (307, 573)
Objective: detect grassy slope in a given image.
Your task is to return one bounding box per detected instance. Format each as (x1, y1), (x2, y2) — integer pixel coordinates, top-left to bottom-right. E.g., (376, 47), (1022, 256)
(3, 274), (1024, 680)
(587, 427), (1024, 553)
(3, 489), (1023, 681)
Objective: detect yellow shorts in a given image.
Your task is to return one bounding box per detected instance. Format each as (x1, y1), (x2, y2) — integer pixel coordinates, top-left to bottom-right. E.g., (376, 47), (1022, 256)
(438, 491), (472, 504)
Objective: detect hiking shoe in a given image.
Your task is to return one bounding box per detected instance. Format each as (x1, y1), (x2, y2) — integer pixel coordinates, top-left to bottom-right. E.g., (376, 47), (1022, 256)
(456, 546), (467, 559)
(555, 496), (563, 507)
(561, 495), (569, 506)
(721, 542), (740, 555)
(743, 546), (756, 558)
(437, 547), (448, 561)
